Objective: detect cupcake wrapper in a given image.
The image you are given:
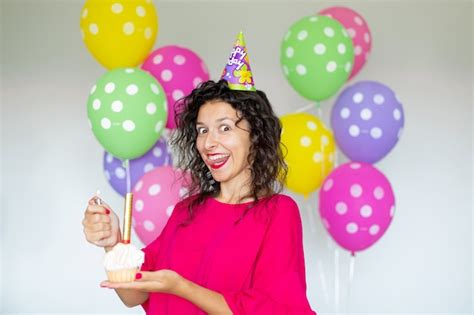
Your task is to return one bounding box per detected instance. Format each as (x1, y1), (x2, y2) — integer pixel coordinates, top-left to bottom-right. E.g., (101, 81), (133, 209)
(106, 268), (139, 283)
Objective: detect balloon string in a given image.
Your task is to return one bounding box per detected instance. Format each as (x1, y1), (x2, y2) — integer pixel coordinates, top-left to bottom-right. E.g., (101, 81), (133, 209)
(306, 199), (316, 235)
(124, 159), (131, 193)
(334, 247), (340, 313)
(345, 253), (356, 313)
(318, 259), (330, 306)
(292, 103), (314, 114)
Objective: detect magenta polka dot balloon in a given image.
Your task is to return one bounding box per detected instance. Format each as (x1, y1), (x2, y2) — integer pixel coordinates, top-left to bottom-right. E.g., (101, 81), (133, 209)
(142, 45), (210, 129)
(132, 166), (191, 246)
(319, 162), (395, 253)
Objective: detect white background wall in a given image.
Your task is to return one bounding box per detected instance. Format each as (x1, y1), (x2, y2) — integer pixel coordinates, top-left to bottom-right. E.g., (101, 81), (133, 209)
(1, 0), (472, 313)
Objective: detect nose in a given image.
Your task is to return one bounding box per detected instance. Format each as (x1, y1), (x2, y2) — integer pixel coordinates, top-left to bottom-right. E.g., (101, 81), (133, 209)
(204, 130), (218, 150)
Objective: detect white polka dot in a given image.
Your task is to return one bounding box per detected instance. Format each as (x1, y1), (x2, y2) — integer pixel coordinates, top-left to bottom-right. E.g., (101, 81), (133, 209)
(349, 125), (360, 137)
(135, 200), (144, 212)
(153, 147), (162, 157)
(326, 61), (337, 72)
(161, 69), (173, 81)
(297, 30), (308, 40)
(148, 184), (161, 196)
(126, 84), (138, 95)
(173, 55), (186, 65)
(286, 47), (294, 58)
(144, 27), (152, 39)
(322, 218), (330, 229)
(346, 222), (358, 234)
(337, 43), (346, 54)
(307, 121), (317, 130)
(136, 6), (146, 17)
(350, 163), (361, 169)
(323, 178), (333, 191)
(135, 180), (143, 192)
(150, 83), (160, 95)
(106, 153), (114, 163)
(354, 16), (363, 26)
(111, 3), (123, 14)
(92, 99), (101, 110)
(354, 46), (362, 56)
(340, 107), (350, 119)
(82, 8), (88, 18)
(393, 109), (402, 120)
(347, 28), (356, 38)
(360, 205), (373, 218)
(115, 167), (125, 179)
(179, 187), (189, 198)
(321, 135), (329, 146)
(146, 102), (157, 115)
(324, 27), (335, 37)
(374, 94), (385, 105)
(313, 152), (322, 163)
(193, 77), (203, 88)
(364, 33), (371, 43)
(101, 118), (111, 129)
(153, 54), (163, 64)
(104, 170), (111, 180)
(172, 89), (184, 101)
(335, 202), (347, 215)
(390, 205), (396, 217)
(143, 163), (154, 173)
(313, 43), (326, 55)
(166, 205), (174, 217)
(284, 30), (291, 41)
(125, 68), (135, 74)
(345, 62), (352, 73)
(296, 64), (307, 75)
(373, 187), (385, 200)
(350, 184), (363, 198)
(90, 85), (96, 95)
(300, 136), (311, 147)
(123, 22), (135, 35)
(105, 82), (115, 94)
(370, 127), (383, 139)
(369, 224), (380, 235)
(111, 100), (123, 112)
(353, 92), (364, 103)
(122, 120), (135, 132)
(360, 108), (372, 120)
(143, 220), (155, 231)
(155, 121), (163, 133)
(309, 16), (318, 22)
(89, 23), (98, 35)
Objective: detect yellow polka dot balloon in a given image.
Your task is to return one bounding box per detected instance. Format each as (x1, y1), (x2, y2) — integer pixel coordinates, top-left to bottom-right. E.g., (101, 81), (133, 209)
(280, 113), (336, 198)
(80, 0), (158, 69)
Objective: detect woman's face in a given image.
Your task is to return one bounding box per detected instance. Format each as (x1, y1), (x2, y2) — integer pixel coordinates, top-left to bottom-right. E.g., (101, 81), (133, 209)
(195, 101), (252, 186)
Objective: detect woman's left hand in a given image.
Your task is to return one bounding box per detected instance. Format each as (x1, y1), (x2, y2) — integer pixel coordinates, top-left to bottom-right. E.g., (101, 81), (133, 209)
(101, 269), (185, 295)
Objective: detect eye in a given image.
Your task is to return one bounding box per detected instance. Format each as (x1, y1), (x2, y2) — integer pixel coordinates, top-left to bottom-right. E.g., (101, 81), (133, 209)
(197, 127), (207, 135)
(220, 125), (231, 132)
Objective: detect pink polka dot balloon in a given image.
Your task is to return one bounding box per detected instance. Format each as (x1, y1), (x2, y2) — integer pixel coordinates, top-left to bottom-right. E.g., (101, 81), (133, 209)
(319, 162), (395, 254)
(132, 165), (191, 246)
(319, 6), (372, 80)
(142, 45), (210, 129)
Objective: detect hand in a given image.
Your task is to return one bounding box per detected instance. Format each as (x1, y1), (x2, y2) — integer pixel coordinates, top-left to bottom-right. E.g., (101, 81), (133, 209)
(82, 197), (121, 249)
(100, 270), (185, 295)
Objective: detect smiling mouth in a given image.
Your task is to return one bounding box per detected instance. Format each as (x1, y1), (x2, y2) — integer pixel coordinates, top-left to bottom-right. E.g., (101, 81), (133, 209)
(207, 154), (230, 170)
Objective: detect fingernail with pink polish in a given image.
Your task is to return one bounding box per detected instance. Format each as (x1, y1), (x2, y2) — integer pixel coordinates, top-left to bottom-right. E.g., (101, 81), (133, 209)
(135, 273), (142, 280)
(105, 209), (110, 215)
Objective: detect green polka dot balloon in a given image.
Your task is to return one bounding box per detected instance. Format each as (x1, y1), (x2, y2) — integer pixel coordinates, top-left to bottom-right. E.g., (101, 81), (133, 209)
(87, 68), (168, 160)
(281, 15), (355, 101)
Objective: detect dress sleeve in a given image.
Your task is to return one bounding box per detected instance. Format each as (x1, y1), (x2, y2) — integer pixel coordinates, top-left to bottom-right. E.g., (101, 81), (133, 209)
(220, 196), (316, 315)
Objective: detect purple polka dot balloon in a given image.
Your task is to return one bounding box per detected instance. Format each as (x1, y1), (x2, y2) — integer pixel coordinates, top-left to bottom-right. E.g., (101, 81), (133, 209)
(330, 81), (404, 163)
(319, 162), (395, 253)
(103, 137), (172, 196)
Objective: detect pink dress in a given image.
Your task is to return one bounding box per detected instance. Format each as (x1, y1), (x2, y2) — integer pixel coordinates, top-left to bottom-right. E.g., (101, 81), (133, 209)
(141, 194), (316, 314)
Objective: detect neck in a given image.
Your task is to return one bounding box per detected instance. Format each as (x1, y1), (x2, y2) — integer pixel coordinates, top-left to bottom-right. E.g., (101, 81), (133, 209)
(216, 170), (253, 204)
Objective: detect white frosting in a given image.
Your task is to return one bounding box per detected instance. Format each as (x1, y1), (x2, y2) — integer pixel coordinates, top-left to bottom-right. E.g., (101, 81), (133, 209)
(103, 243), (145, 271)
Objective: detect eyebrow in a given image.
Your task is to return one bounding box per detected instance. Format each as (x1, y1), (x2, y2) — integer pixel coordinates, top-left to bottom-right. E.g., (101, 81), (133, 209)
(196, 117), (236, 125)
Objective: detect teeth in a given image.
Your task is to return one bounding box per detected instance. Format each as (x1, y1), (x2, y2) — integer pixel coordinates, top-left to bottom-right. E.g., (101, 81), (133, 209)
(208, 154), (229, 161)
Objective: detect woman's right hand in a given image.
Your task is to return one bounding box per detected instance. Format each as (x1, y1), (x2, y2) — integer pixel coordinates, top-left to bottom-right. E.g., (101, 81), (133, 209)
(82, 197), (121, 250)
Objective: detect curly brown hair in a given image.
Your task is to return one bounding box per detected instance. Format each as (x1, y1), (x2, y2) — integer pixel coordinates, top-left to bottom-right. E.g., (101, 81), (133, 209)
(170, 79), (287, 222)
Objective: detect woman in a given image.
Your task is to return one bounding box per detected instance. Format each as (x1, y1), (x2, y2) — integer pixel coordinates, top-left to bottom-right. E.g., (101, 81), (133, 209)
(82, 79), (316, 314)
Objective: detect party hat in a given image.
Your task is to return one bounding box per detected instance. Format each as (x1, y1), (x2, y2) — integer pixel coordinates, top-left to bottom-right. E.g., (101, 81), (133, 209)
(221, 31), (256, 91)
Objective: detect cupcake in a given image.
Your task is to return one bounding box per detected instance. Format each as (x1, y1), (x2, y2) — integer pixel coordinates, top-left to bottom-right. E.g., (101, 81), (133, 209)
(103, 242), (145, 282)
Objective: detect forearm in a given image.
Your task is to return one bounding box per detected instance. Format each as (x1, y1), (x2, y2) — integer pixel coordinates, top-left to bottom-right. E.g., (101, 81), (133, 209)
(175, 278), (233, 315)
